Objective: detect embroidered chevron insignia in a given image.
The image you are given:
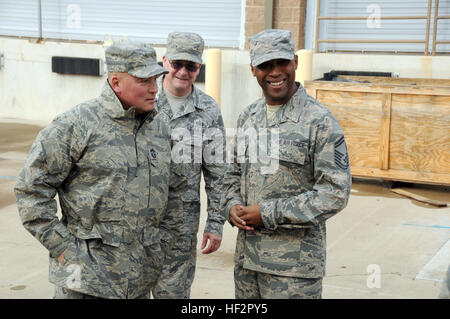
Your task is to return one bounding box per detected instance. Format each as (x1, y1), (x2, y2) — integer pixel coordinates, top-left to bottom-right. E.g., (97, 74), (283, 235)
(334, 136), (349, 170)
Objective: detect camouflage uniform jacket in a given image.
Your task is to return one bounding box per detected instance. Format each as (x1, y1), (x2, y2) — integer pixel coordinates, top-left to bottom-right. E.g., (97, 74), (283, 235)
(156, 77), (227, 244)
(221, 83), (352, 278)
(14, 82), (172, 298)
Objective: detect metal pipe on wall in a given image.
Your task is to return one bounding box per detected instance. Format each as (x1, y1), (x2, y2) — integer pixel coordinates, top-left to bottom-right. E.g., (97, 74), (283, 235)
(265, 0), (273, 29)
(205, 49), (222, 108)
(296, 49), (312, 86)
(38, 0), (43, 40)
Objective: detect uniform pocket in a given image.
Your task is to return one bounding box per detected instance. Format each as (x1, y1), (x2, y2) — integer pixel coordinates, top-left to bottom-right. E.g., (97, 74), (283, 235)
(61, 236), (78, 266)
(142, 227), (163, 272)
(173, 234), (195, 254)
(70, 222), (123, 248)
(142, 226), (160, 247)
(179, 200), (200, 235)
(93, 222), (123, 247)
(278, 144), (306, 165)
(259, 229), (306, 267)
(69, 166), (127, 225)
(275, 144), (308, 181)
(170, 163), (187, 190)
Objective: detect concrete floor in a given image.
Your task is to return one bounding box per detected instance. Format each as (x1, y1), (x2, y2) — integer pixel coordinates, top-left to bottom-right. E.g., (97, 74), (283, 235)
(0, 118), (449, 299)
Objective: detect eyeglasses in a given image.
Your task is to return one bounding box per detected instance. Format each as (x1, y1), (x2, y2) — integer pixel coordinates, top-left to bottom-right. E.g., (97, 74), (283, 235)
(169, 61), (200, 73)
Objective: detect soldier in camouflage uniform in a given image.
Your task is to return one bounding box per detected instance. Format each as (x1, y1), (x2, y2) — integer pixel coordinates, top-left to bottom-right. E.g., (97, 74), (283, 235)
(14, 42), (174, 299)
(220, 29), (352, 299)
(439, 264), (450, 299)
(152, 32), (227, 299)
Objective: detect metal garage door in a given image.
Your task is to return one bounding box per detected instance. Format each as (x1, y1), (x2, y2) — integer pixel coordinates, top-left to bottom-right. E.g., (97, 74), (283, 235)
(0, 0), (245, 48)
(305, 0), (449, 54)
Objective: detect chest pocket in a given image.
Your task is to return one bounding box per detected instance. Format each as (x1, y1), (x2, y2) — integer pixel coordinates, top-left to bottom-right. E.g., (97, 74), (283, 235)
(278, 141), (307, 166)
(170, 136), (202, 202)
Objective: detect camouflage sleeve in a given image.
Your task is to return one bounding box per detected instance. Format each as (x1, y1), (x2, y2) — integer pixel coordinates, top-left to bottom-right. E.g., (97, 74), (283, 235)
(202, 111), (227, 236)
(218, 148), (243, 225)
(219, 110), (251, 225)
(159, 181), (184, 256)
(14, 111), (86, 258)
(260, 114), (352, 230)
(439, 264), (450, 299)
(156, 114), (183, 252)
(159, 171), (184, 253)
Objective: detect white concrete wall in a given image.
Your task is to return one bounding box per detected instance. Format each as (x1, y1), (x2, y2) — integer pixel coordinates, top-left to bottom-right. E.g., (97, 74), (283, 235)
(0, 37), (449, 129)
(0, 38), (107, 125)
(312, 53), (450, 80)
(219, 48), (262, 128)
(0, 37), (262, 128)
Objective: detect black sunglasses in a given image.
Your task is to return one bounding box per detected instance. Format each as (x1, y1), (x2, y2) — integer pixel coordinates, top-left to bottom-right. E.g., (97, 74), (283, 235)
(169, 61), (200, 72)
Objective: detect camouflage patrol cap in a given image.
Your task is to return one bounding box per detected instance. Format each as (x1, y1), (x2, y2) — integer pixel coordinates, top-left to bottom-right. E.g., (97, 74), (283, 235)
(249, 29), (295, 67)
(105, 41), (168, 78)
(165, 32), (204, 64)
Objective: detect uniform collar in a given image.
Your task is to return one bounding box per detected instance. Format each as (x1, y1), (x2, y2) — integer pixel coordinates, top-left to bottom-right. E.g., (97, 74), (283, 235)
(156, 75), (206, 120)
(266, 82), (308, 127)
(99, 81), (137, 119)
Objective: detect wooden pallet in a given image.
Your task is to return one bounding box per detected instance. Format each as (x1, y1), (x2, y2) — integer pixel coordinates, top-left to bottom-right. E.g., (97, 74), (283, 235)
(305, 76), (450, 186)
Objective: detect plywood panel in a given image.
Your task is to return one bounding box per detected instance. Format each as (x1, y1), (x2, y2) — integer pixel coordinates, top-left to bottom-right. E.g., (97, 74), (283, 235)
(339, 76), (450, 87)
(380, 93), (392, 170)
(305, 78), (450, 185)
(316, 90), (382, 169)
(390, 94), (450, 174)
(305, 80), (450, 96)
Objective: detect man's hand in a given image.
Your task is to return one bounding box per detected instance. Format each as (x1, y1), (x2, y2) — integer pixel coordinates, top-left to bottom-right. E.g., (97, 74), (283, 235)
(201, 233), (222, 254)
(57, 250), (66, 265)
(229, 204), (263, 231)
(229, 204), (253, 231)
(239, 204), (263, 228)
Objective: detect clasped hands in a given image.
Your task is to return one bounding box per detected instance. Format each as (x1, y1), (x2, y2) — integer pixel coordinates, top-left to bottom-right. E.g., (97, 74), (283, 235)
(229, 204), (263, 231)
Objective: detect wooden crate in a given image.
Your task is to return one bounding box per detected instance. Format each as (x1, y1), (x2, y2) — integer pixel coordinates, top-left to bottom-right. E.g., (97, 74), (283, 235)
(304, 76), (450, 186)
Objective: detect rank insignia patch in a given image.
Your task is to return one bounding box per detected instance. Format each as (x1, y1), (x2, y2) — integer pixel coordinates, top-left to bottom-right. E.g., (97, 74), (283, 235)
(334, 136), (349, 170)
(150, 148), (157, 159)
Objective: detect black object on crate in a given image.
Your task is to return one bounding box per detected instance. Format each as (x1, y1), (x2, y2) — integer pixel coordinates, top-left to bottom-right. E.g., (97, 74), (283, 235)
(320, 70), (393, 82)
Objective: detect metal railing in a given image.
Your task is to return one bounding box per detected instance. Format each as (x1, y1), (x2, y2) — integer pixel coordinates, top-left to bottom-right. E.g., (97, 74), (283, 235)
(315, 0), (447, 55)
(432, 0), (450, 55)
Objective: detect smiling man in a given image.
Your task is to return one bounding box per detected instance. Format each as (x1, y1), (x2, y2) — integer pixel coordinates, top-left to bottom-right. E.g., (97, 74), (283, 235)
(220, 29), (352, 299)
(14, 42), (173, 299)
(153, 32), (227, 299)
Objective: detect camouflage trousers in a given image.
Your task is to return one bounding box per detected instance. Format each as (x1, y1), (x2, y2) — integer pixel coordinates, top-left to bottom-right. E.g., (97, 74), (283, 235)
(53, 286), (102, 299)
(234, 265), (322, 299)
(53, 285), (151, 299)
(439, 264), (450, 299)
(152, 236), (197, 299)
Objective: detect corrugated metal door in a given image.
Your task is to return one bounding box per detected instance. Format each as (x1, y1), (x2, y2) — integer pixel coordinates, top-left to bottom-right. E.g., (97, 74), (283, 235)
(0, 0), (40, 37)
(0, 0), (244, 48)
(307, 0), (449, 54)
